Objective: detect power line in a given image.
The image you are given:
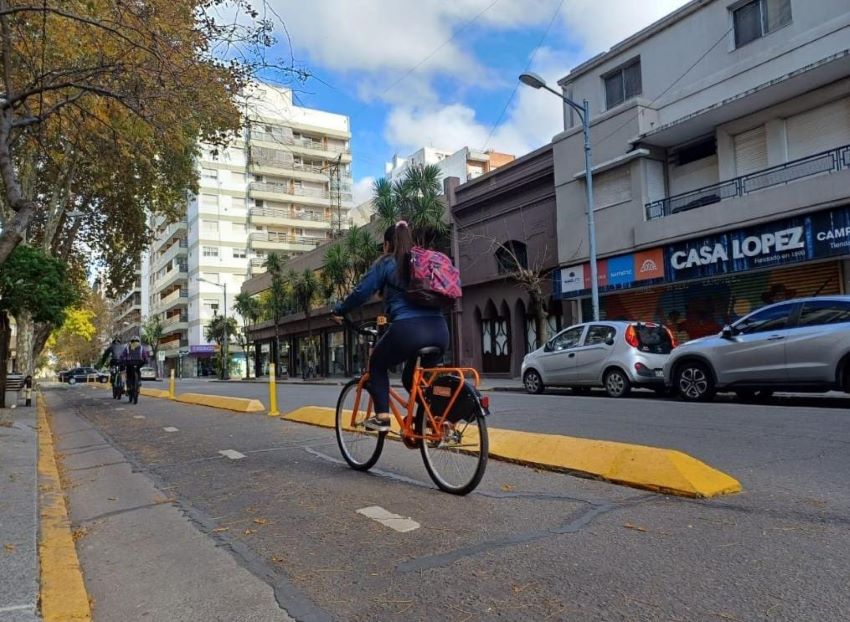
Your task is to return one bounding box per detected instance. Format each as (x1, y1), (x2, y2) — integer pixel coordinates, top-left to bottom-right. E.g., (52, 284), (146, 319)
(483, 0), (565, 151)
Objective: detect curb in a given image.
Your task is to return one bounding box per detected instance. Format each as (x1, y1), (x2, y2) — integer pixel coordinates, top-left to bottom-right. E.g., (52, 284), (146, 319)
(281, 405), (742, 499)
(174, 393), (265, 413)
(36, 394), (92, 621)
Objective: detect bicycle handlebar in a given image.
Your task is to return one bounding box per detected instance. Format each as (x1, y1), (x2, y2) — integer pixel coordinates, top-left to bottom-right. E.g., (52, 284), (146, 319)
(338, 314), (379, 337)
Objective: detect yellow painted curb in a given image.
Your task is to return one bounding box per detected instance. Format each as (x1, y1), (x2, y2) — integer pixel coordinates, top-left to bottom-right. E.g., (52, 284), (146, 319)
(174, 393), (265, 413)
(37, 395), (92, 621)
(139, 387), (171, 398)
(282, 406), (741, 498)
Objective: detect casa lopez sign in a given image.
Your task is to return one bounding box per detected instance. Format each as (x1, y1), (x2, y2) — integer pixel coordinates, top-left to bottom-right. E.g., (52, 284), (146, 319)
(669, 226), (805, 272)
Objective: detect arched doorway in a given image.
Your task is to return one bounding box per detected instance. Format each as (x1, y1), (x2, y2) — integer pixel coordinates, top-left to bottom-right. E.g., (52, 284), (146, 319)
(480, 299), (511, 373)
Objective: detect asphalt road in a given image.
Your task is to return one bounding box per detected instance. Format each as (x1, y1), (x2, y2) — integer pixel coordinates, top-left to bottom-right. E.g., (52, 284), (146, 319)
(47, 382), (850, 621)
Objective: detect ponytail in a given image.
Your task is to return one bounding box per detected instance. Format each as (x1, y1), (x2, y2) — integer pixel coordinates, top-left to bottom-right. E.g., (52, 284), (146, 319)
(385, 220), (414, 282)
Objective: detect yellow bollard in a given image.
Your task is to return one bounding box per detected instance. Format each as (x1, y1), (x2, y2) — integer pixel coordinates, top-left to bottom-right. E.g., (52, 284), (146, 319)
(268, 363), (280, 417)
(169, 368), (176, 399)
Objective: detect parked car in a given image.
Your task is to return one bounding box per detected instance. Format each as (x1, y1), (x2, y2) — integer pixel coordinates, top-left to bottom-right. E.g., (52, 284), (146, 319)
(56, 369), (72, 382)
(664, 296), (850, 402)
(139, 366), (157, 381)
(64, 367), (109, 384)
(521, 321), (677, 397)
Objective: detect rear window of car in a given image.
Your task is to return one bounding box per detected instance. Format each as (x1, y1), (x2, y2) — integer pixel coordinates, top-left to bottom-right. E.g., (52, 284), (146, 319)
(632, 323), (674, 354)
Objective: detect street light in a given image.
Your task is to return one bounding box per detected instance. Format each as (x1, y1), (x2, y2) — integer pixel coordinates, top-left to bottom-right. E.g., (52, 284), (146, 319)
(198, 278), (229, 380)
(519, 71), (600, 321)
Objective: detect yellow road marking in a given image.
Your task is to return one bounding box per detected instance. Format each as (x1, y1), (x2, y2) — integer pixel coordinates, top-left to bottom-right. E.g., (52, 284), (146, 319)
(282, 406), (741, 498)
(37, 394), (92, 621)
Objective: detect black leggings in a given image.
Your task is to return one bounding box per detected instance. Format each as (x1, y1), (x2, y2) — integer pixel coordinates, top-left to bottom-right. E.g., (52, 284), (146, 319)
(368, 316), (449, 413)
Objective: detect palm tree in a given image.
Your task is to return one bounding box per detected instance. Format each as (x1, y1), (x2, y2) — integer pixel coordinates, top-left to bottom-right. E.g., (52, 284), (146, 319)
(291, 268), (321, 377)
(204, 314), (237, 379)
(141, 315), (163, 377)
(263, 252), (288, 376)
(233, 292), (261, 379)
(373, 163), (449, 249)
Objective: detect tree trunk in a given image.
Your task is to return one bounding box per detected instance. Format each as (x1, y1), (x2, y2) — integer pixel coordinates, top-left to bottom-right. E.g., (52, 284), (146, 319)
(0, 311), (10, 408)
(13, 310), (34, 375)
(0, 202), (36, 266)
(32, 322), (52, 362)
(531, 294), (548, 348)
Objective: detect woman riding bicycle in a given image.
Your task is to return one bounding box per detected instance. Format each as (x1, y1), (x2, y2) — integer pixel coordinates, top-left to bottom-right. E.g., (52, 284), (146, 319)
(332, 221), (448, 432)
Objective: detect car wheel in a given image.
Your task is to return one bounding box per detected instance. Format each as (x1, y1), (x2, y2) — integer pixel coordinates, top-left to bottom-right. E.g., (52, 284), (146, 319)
(604, 368), (631, 398)
(523, 369), (545, 394)
(676, 361), (715, 402)
(68, 377), (76, 385)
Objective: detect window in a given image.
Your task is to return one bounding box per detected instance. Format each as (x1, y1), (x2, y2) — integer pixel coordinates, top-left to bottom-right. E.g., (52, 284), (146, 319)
(733, 0), (791, 48)
(550, 326), (584, 351)
(797, 300), (850, 327)
(200, 272), (219, 284)
(201, 194), (218, 207)
(604, 59), (641, 109)
(585, 325), (616, 346)
(495, 241), (528, 275)
(232, 248), (247, 259)
(201, 168), (218, 180)
(735, 303), (793, 334)
(202, 299), (219, 314)
(202, 246), (219, 258)
(676, 137), (717, 166)
(201, 219), (218, 232)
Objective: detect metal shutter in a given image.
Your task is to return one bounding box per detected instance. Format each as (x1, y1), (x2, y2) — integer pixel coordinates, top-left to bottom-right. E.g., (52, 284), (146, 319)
(593, 166), (631, 209)
(733, 126), (768, 175)
(786, 98), (850, 160)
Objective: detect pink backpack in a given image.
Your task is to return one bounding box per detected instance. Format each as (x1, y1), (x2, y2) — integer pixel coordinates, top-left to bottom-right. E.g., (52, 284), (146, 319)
(406, 246), (462, 309)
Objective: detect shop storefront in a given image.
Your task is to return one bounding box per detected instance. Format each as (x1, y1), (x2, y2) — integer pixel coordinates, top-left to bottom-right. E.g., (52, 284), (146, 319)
(556, 205), (850, 337)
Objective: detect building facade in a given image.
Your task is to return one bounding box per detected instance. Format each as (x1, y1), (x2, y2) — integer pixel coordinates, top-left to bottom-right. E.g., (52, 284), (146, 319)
(386, 146), (515, 186)
(447, 145), (564, 377)
(146, 83), (353, 376)
(551, 0), (850, 339)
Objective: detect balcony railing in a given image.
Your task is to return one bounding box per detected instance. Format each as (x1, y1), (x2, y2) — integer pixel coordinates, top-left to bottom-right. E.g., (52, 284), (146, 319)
(646, 144), (850, 220)
(163, 314), (189, 326)
(160, 287), (189, 305)
(249, 206), (328, 222)
(249, 231), (324, 247)
(250, 130), (350, 154)
(249, 181), (331, 200)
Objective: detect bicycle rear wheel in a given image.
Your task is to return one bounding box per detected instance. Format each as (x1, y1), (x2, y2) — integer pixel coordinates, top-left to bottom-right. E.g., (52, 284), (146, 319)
(417, 411), (488, 495)
(335, 378), (384, 471)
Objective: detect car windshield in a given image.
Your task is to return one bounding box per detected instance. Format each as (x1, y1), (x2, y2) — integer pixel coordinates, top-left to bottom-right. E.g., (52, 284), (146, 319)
(632, 323), (674, 354)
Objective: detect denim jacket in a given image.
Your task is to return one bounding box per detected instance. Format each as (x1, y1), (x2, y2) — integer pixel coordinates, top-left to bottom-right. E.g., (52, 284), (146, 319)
(333, 256), (443, 321)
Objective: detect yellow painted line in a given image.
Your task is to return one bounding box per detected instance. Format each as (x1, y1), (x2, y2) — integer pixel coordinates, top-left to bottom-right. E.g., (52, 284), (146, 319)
(37, 394), (92, 621)
(282, 406), (741, 498)
(174, 393), (265, 413)
(139, 388), (171, 399)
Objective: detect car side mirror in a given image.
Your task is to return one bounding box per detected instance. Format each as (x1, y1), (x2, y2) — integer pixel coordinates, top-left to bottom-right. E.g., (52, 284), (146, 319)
(604, 337), (615, 346)
(543, 341), (553, 352)
(721, 325), (735, 339)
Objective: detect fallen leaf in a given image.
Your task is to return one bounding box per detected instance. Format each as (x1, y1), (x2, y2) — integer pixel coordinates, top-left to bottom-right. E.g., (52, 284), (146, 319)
(253, 518), (269, 525)
(4, 543), (16, 554)
(72, 528), (88, 542)
(211, 527), (229, 533)
(107, 497), (117, 501)
(243, 529), (256, 536)
(623, 523), (648, 532)
(500, 484), (515, 492)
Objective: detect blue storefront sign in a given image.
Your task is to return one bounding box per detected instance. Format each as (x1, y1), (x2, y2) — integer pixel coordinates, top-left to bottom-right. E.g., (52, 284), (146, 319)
(555, 204), (850, 299)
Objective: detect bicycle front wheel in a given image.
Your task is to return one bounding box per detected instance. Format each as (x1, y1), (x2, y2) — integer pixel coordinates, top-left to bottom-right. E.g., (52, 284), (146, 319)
(335, 378), (384, 471)
(418, 412), (488, 495)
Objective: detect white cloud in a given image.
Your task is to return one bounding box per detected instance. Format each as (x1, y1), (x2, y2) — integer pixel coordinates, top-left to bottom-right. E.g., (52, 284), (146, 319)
(352, 176), (375, 206)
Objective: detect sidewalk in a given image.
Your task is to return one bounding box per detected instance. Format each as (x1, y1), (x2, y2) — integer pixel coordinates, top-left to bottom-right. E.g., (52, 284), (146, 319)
(0, 395), (39, 621)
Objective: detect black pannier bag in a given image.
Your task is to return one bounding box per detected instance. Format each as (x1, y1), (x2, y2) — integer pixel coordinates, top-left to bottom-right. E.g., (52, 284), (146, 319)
(424, 374), (489, 423)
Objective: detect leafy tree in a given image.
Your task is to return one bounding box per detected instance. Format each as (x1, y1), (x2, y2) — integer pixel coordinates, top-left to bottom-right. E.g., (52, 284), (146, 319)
(262, 252), (291, 375)
(0, 245), (76, 405)
(290, 268), (321, 376)
(49, 308), (97, 369)
(373, 164), (449, 249)
(141, 315), (164, 377)
(234, 292), (261, 379)
(322, 226), (380, 302)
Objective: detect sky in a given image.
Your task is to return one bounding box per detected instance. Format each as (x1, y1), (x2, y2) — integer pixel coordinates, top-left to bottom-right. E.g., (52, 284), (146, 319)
(257, 0), (691, 204)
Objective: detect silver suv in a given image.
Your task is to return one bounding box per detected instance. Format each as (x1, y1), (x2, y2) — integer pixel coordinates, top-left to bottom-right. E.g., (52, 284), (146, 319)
(664, 296), (850, 402)
(521, 321), (676, 397)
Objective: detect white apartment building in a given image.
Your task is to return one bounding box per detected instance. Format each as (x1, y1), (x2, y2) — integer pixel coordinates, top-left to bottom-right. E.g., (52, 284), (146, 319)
(551, 0), (850, 338)
(112, 260), (149, 344)
(147, 83), (353, 377)
(385, 146), (515, 186)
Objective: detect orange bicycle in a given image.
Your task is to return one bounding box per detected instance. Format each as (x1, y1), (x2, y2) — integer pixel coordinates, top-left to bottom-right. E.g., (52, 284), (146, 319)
(335, 318), (490, 495)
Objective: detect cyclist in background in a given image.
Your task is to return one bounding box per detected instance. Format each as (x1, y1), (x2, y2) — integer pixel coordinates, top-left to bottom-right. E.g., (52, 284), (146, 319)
(120, 336), (149, 403)
(98, 337), (125, 397)
(332, 221), (448, 432)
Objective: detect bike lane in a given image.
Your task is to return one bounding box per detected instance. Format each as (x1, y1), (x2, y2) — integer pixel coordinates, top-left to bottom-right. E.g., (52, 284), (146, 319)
(43, 385), (850, 622)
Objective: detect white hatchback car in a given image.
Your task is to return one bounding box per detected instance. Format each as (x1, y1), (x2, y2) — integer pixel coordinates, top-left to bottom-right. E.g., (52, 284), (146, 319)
(521, 321), (676, 397)
(139, 366), (157, 381)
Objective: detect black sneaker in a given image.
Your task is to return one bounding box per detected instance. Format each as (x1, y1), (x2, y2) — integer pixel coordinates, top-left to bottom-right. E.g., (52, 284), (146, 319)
(364, 415), (391, 432)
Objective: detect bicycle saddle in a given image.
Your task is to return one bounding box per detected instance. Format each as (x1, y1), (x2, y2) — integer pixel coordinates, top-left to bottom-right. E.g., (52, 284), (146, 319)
(417, 346), (442, 356)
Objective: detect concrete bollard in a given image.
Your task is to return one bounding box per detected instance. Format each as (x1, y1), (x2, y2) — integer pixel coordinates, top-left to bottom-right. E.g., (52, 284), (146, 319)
(169, 369), (176, 400)
(268, 363), (280, 417)
(24, 375), (33, 407)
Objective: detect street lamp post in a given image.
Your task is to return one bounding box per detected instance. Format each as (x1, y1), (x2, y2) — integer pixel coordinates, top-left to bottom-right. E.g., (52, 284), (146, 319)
(519, 72), (600, 321)
(199, 278), (229, 380)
